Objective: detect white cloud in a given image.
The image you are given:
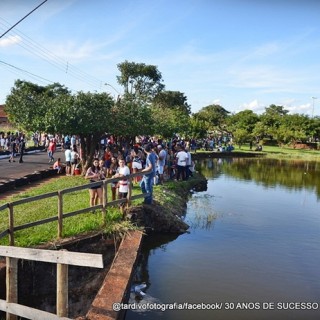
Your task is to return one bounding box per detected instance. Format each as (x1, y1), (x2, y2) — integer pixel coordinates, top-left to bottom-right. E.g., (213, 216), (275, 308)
(0, 35), (21, 47)
(237, 100), (265, 114)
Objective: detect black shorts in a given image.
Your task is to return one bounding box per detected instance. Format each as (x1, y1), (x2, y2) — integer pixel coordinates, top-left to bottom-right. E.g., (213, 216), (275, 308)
(89, 179), (102, 190)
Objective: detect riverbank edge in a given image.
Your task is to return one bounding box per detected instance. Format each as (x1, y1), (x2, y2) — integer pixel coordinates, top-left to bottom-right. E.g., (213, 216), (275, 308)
(83, 173), (208, 320)
(0, 173), (208, 320)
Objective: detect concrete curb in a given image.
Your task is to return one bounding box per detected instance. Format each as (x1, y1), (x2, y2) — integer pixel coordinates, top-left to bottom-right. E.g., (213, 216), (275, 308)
(86, 230), (143, 320)
(0, 148), (45, 160)
(0, 168), (58, 194)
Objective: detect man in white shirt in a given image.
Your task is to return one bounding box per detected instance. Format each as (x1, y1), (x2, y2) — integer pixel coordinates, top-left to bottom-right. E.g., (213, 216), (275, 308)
(157, 144), (167, 184)
(175, 145), (188, 181)
(64, 146), (72, 176)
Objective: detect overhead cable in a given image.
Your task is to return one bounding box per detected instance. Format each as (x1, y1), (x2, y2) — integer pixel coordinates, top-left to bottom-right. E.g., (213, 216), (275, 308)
(0, 0), (48, 39)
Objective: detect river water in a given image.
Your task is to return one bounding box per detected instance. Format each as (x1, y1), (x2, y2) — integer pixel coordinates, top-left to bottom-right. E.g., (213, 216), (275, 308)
(126, 158), (320, 320)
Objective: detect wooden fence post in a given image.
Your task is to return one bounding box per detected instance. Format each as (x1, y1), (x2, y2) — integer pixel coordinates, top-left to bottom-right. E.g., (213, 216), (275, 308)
(56, 261), (68, 318)
(102, 181), (107, 225)
(8, 204), (14, 247)
(57, 191), (63, 239)
(6, 257), (18, 320)
(127, 177), (132, 209)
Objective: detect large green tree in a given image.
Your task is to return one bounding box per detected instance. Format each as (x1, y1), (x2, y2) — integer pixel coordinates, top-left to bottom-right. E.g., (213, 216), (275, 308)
(150, 106), (190, 138)
(116, 60), (165, 103)
(226, 110), (260, 148)
(152, 90), (191, 115)
(194, 104), (230, 132)
(5, 80), (70, 132)
(5, 80), (114, 170)
(111, 99), (154, 142)
(69, 91), (114, 169)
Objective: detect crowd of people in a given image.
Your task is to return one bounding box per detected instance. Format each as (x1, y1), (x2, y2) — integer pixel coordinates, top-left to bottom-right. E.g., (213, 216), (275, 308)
(78, 136), (196, 209)
(1, 131), (199, 210)
(0, 131), (26, 163)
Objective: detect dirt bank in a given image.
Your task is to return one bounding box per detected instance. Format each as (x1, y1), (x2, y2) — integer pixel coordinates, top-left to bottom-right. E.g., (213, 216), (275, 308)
(126, 173), (208, 233)
(0, 174), (208, 319)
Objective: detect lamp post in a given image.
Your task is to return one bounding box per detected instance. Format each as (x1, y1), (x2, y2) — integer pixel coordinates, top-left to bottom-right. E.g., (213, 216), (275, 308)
(311, 97), (317, 118)
(104, 82), (120, 95)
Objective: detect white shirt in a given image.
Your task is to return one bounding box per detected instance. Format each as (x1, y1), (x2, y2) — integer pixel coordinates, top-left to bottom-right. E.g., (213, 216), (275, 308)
(65, 149), (72, 162)
(176, 150), (188, 166)
(118, 166), (130, 193)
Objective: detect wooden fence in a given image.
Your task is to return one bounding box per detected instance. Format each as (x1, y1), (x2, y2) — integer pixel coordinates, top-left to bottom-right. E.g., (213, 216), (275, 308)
(0, 170), (150, 246)
(0, 245), (104, 320)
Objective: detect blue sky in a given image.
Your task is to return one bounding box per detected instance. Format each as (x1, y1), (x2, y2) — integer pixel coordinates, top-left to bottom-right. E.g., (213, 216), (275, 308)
(0, 0), (319, 116)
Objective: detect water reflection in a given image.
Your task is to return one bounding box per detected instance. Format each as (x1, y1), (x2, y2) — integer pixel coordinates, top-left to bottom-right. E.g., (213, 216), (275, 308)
(197, 158), (320, 199)
(128, 234), (180, 317)
(126, 158), (320, 320)
(188, 194), (217, 231)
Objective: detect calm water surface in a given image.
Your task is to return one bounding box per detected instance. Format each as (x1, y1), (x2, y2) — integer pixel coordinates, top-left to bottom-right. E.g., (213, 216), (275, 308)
(126, 158), (320, 320)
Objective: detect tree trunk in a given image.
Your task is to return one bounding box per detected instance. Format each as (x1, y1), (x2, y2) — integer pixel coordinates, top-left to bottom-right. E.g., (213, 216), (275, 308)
(80, 133), (101, 174)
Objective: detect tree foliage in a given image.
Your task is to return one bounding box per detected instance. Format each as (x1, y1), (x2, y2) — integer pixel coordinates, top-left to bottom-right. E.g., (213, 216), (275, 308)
(112, 99), (153, 139)
(153, 90), (191, 115)
(150, 106), (190, 138)
(116, 60), (165, 103)
(5, 80), (70, 132)
(5, 80), (115, 170)
(194, 104), (230, 132)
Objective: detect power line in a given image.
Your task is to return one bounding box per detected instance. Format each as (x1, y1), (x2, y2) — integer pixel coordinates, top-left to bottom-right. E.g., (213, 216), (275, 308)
(0, 60), (54, 85)
(0, 3), (122, 94)
(0, 18), (107, 91)
(0, 0), (48, 39)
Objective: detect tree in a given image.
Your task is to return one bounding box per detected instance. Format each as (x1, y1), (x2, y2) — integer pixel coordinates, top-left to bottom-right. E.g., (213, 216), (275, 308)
(152, 90), (191, 115)
(232, 128), (252, 148)
(194, 104), (230, 132)
(111, 99), (154, 141)
(150, 106), (190, 138)
(189, 115), (208, 139)
(5, 80), (70, 132)
(226, 110), (260, 147)
(260, 104), (289, 139)
(5, 80), (115, 170)
(116, 61), (165, 103)
(68, 91), (114, 169)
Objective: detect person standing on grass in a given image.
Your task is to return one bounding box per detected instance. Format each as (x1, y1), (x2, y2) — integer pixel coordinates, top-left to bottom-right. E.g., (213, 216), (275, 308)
(176, 145), (188, 181)
(85, 158), (105, 207)
(157, 144), (167, 184)
(109, 157), (119, 201)
(112, 157), (130, 217)
(70, 145), (79, 175)
(64, 145), (72, 176)
(140, 144), (156, 205)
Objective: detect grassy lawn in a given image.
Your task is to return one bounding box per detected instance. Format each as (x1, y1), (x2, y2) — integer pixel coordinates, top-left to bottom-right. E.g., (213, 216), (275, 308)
(194, 144), (320, 161)
(235, 144), (320, 161)
(0, 176), (144, 247)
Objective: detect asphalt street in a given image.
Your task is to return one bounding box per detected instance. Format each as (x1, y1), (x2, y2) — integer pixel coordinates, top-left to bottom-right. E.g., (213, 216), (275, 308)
(0, 149), (64, 184)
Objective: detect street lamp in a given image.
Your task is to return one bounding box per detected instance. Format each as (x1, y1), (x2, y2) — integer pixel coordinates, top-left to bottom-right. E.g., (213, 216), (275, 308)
(104, 82), (121, 95)
(312, 97), (317, 118)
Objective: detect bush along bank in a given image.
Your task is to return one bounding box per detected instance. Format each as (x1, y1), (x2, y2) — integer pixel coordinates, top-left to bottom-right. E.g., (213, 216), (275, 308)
(126, 172), (208, 233)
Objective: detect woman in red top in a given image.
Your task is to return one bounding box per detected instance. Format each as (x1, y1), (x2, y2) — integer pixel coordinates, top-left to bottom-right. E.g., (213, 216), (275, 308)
(47, 139), (56, 163)
(104, 146), (112, 170)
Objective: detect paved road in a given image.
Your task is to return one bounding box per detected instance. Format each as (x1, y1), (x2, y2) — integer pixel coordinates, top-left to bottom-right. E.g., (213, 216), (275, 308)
(0, 149), (64, 183)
